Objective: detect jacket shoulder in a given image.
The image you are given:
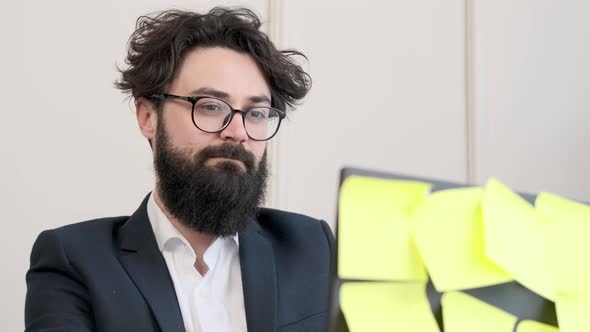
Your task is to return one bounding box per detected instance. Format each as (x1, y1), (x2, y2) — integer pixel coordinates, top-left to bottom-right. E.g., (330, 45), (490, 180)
(34, 216), (130, 257)
(50, 216), (128, 237)
(257, 208), (326, 229)
(256, 207), (334, 253)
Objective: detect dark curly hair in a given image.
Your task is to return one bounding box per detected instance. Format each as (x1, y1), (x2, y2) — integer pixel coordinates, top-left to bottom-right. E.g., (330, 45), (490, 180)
(115, 7), (311, 112)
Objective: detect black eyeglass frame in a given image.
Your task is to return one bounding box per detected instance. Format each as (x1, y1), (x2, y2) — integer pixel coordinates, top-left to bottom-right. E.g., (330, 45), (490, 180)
(149, 93), (286, 141)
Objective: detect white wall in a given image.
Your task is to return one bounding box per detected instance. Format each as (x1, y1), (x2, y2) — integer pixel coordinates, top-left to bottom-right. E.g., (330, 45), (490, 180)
(472, 0), (590, 200)
(1, 0), (588, 330)
(274, 0), (468, 225)
(274, 0), (590, 225)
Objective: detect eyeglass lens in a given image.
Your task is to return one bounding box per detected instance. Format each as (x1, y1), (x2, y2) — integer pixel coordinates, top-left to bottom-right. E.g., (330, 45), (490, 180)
(193, 97), (281, 140)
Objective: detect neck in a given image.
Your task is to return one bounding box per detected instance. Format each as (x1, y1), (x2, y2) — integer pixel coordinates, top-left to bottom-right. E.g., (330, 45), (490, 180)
(152, 190), (216, 259)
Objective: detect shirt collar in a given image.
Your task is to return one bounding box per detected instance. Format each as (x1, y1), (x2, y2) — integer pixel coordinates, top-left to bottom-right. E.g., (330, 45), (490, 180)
(146, 192), (239, 254)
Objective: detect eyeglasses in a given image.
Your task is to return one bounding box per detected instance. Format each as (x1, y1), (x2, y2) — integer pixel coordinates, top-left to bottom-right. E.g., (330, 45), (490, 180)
(150, 93), (286, 141)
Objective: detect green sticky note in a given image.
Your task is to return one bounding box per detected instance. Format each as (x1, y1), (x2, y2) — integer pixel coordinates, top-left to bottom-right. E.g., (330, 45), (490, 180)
(536, 192), (590, 295)
(338, 175), (431, 281)
(412, 187), (512, 291)
(481, 178), (555, 300)
(340, 282), (440, 332)
(516, 320), (559, 332)
(556, 293), (590, 332)
(442, 291), (517, 332)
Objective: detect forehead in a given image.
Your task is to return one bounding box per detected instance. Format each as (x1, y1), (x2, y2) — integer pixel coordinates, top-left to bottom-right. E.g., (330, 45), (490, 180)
(169, 47), (271, 102)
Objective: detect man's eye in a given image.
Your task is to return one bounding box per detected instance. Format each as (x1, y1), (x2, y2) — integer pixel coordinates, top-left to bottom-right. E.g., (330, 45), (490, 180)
(201, 104), (221, 111)
(248, 110), (268, 119)
(200, 104), (223, 112)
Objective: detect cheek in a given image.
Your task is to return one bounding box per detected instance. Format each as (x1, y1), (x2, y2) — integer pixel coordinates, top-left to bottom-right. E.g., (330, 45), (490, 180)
(166, 116), (215, 149)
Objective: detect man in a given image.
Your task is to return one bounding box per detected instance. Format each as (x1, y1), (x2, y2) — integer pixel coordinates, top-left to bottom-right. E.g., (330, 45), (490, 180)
(25, 7), (333, 332)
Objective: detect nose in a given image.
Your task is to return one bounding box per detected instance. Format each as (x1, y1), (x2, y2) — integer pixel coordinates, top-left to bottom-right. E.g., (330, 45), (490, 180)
(219, 111), (248, 143)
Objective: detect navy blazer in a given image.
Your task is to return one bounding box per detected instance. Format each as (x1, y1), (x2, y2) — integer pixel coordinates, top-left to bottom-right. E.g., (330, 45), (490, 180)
(25, 194), (334, 332)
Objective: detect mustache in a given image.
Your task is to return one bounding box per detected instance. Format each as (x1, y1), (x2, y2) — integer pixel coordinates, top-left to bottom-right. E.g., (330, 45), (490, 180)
(195, 143), (256, 171)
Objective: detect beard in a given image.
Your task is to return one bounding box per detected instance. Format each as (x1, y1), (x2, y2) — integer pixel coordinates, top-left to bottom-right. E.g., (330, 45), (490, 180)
(153, 120), (268, 237)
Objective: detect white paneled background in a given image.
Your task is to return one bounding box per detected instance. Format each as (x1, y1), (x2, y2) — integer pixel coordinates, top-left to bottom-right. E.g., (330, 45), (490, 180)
(471, 0), (590, 199)
(274, 0), (468, 221)
(1, 1), (588, 330)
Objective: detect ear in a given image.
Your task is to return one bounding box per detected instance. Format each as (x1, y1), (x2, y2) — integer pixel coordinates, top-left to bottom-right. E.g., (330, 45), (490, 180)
(136, 97), (158, 141)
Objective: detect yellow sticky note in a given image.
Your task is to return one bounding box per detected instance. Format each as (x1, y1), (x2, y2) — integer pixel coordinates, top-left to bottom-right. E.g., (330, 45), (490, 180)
(482, 178), (555, 300)
(555, 293), (590, 332)
(412, 187), (512, 291)
(340, 282), (440, 332)
(536, 193), (590, 295)
(516, 320), (559, 332)
(338, 175), (431, 280)
(442, 291), (517, 332)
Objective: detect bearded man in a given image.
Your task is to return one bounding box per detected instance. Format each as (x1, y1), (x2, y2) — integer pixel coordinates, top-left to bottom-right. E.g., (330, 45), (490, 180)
(25, 7), (333, 332)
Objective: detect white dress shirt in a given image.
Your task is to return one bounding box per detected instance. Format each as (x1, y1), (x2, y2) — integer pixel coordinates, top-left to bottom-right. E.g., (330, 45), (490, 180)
(147, 194), (248, 332)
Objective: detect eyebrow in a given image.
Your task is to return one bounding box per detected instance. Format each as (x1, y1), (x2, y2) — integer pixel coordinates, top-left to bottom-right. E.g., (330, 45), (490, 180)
(189, 87), (271, 105)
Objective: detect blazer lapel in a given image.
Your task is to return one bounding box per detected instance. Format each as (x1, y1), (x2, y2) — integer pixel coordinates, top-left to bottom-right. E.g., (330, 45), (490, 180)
(117, 194), (184, 332)
(239, 221), (278, 332)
